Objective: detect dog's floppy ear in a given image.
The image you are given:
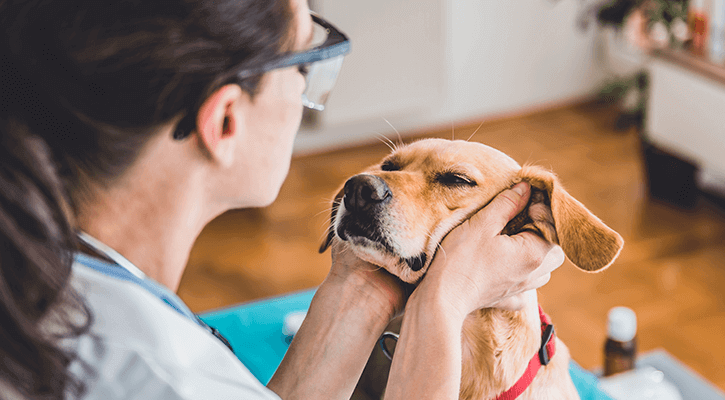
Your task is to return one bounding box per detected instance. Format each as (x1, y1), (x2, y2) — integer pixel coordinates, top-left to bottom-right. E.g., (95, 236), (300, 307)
(319, 187), (345, 253)
(505, 165), (623, 272)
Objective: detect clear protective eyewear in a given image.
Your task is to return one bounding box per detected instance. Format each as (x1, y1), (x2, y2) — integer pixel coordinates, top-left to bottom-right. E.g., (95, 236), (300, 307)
(238, 13), (350, 111)
(173, 13), (349, 140)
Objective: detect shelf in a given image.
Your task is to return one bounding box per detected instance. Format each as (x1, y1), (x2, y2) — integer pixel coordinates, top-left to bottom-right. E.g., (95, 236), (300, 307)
(651, 48), (725, 86)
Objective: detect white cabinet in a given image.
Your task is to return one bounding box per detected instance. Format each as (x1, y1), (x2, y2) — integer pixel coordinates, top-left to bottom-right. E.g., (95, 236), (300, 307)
(645, 51), (725, 195)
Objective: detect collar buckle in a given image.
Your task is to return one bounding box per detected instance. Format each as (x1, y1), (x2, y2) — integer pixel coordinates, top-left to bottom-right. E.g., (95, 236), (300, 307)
(538, 323), (555, 366)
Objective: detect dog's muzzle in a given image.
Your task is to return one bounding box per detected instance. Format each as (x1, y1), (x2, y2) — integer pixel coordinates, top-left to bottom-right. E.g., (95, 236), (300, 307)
(336, 174), (428, 273)
(336, 174), (392, 243)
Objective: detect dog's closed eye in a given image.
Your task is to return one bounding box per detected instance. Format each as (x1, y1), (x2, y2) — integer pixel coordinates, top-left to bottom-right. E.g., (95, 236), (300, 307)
(435, 172), (477, 186)
(381, 160), (400, 171)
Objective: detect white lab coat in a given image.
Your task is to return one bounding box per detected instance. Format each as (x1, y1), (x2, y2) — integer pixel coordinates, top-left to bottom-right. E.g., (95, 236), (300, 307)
(66, 262), (281, 400)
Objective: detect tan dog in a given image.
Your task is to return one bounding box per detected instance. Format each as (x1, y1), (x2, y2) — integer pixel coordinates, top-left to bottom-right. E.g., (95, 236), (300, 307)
(320, 138), (623, 400)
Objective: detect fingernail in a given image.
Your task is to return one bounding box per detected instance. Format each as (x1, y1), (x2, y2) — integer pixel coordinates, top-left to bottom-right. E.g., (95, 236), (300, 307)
(512, 182), (529, 196)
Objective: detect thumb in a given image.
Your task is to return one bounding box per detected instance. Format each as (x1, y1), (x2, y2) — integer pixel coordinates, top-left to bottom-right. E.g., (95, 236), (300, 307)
(472, 182), (531, 235)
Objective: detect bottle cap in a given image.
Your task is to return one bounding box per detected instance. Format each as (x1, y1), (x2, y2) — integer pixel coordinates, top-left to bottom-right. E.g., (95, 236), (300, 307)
(607, 306), (637, 342)
(282, 310), (307, 338)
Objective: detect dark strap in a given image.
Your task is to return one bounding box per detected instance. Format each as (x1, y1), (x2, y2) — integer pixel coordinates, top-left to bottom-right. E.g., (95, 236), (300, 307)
(494, 305), (556, 400)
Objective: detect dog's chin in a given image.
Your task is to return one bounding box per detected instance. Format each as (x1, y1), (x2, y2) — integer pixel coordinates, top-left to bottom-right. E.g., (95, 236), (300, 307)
(341, 234), (428, 284)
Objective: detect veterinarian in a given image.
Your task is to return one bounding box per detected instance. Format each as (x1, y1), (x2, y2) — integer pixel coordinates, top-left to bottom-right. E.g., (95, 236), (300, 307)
(0, 0), (566, 399)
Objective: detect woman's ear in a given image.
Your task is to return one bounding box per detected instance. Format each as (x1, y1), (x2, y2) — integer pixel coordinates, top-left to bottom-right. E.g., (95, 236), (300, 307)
(195, 84), (245, 167)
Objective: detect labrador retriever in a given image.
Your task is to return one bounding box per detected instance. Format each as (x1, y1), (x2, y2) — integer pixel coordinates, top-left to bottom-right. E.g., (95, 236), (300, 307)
(320, 138), (623, 400)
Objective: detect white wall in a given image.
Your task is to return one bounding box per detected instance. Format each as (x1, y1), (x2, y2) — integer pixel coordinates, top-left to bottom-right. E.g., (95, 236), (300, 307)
(444, 0), (604, 120)
(313, 0), (446, 126)
(294, 0), (607, 155)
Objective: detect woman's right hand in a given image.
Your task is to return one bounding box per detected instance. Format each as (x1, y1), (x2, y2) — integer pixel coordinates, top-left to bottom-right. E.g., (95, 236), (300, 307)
(414, 182), (566, 319)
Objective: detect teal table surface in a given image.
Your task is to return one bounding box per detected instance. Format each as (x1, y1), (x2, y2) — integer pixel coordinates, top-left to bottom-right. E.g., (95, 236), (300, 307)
(199, 289), (611, 400)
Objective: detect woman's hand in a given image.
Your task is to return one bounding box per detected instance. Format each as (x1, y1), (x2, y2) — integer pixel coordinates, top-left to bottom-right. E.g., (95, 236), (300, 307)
(271, 239), (409, 399)
(415, 182), (566, 319)
(328, 241), (411, 320)
(382, 182), (565, 400)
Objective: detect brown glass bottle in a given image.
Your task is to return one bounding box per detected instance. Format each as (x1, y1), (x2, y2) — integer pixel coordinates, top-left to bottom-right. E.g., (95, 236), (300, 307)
(603, 307), (637, 377)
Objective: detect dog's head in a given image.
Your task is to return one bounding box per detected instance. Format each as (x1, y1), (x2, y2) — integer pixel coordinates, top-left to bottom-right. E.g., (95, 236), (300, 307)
(320, 138), (623, 284)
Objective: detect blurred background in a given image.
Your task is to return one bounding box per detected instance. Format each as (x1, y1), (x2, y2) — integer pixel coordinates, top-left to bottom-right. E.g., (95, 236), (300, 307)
(178, 0), (725, 394)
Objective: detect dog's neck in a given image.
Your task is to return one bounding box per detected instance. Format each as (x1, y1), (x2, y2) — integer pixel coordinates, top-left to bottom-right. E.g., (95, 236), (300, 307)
(459, 290), (542, 400)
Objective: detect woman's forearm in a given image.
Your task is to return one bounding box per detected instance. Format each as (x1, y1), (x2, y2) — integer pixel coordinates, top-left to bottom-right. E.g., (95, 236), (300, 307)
(267, 272), (393, 399)
(383, 289), (466, 400)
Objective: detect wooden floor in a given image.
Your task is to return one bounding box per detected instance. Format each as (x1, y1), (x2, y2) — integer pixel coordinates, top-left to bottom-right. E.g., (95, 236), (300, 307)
(177, 103), (725, 391)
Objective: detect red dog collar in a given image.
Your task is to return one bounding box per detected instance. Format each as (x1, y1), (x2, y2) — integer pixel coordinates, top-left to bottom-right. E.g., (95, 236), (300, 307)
(494, 305), (556, 400)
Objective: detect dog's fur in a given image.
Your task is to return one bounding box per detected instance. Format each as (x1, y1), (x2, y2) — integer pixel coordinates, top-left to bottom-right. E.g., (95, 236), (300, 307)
(319, 139), (624, 400)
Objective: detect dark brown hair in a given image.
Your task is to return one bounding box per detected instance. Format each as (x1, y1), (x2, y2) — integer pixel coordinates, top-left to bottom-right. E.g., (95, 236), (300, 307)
(0, 0), (295, 398)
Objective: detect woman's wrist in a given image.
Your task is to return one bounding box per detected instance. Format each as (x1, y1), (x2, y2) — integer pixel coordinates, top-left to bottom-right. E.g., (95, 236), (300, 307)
(270, 268), (396, 398)
(408, 277), (470, 326)
(323, 267), (400, 323)
(385, 282), (467, 399)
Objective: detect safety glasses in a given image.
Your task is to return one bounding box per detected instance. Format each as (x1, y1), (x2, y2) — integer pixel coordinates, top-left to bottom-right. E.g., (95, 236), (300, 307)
(237, 13), (350, 111)
(281, 13), (350, 111)
(173, 13), (349, 140)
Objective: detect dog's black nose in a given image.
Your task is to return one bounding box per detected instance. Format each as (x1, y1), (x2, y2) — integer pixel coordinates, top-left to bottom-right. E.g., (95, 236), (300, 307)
(343, 174), (392, 212)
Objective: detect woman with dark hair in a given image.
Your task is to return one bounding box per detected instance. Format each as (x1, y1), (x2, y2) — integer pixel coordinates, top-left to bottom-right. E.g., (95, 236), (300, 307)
(0, 0), (564, 399)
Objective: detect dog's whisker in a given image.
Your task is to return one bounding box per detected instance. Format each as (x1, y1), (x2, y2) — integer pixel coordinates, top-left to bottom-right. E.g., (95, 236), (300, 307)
(317, 219), (332, 233)
(342, 245), (359, 258)
(317, 230), (331, 245)
(436, 241), (447, 260)
(466, 121), (485, 142)
(312, 207), (333, 218)
(423, 231), (447, 262)
(382, 118), (403, 148)
(374, 132), (397, 153)
(315, 201), (338, 211)
(316, 216), (337, 242)
(522, 157), (554, 174)
(314, 211), (337, 227)
(318, 212), (338, 229)
(318, 194), (343, 208)
(375, 132), (395, 149)
(421, 231), (447, 265)
(317, 223), (331, 236)
(314, 211), (332, 222)
(523, 151), (539, 168)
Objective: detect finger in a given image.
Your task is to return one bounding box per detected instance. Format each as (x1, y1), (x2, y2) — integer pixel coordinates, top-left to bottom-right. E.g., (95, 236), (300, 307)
(491, 295), (526, 311)
(536, 245), (565, 276)
(507, 231), (559, 271)
(529, 272), (552, 291)
(471, 182), (531, 236)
